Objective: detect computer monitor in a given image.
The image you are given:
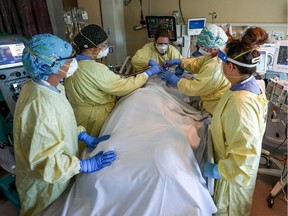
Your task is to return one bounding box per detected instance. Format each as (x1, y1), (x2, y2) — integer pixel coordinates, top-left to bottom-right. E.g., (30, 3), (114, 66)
(272, 40), (288, 73)
(145, 16), (177, 41)
(0, 43), (25, 69)
(256, 50), (268, 75)
(187, 18), (206, 36)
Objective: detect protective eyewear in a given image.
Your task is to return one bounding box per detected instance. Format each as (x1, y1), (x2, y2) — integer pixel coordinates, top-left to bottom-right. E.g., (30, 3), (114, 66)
(97, 39), (110, 49)
(217, 50), (260, 68)
(155, 42), (170, 46)
(51, 50), (77, 67)
(198, 44), (210, 50)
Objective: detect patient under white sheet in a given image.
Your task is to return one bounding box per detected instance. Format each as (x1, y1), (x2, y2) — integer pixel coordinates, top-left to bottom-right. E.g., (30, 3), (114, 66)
(44, 76), (217, 216)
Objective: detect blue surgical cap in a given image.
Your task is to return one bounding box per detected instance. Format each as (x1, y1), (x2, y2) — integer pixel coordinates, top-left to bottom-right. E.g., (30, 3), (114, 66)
(197, 24), (228, 49)
(22, 33), (72, 80)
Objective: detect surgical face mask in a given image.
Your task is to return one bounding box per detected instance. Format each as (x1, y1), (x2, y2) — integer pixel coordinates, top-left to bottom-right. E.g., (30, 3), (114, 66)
(97, 46), (109, 59)
(156, 44), (168, 54)
(198, 47), (211, 56)
(66, 58), (78, 78)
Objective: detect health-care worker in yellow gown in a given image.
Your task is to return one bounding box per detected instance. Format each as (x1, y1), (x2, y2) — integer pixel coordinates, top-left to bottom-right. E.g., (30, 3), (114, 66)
(131, 27), (182, 72)
(65, 24), (163, 137)
(203, 27), (269, 216)
(13, 34), (116, 216)
(161, 24), (231, 116)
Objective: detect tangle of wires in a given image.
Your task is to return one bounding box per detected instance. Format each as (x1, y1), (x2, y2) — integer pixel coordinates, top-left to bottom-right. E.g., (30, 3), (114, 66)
(260, 136), (288, 204)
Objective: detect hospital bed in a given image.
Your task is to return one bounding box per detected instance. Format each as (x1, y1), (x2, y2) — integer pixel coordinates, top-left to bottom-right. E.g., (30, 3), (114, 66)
(43, 75), (216, 216)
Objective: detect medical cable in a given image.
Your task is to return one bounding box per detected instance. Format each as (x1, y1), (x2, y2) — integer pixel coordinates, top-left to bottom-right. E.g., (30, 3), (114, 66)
(113, 69), (147, 77)
(178, 0), (185, 25)
(113, 62), (174, 77)
(139, 0), (145, 26)
(280, 160), (288, 203)
(113, 64), (165, 77)
(260, 137), (287, 167)
(270, 137), (287, 162)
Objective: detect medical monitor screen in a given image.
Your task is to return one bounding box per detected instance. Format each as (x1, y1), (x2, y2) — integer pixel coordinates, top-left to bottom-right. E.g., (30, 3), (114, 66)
(146, 16), (177, 41)
(273, 40), (288, 73)
(256, 50), (268, 75)
(0, 43), (25, 69)
(276, 46), (288, 65)
(187, 18), (206, 35)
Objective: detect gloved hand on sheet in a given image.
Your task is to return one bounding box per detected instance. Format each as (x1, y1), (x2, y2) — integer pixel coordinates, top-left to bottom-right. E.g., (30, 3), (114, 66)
(145, 64), (163, 77)
(204, 162), (221, 179)
(78, 131), (110, 149)
(161, 71), (180, 87)
(174, 66), (184, 77)
(80, 150), (116, 173)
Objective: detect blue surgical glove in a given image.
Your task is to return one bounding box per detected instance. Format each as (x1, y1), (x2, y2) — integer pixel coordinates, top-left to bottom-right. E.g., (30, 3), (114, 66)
(148, 59), (159, 67)
(164, 59), (181, 67)
(145, 65), (163, 77)
(78, 131), (110, 149)
(174, 66), (184, 76)
(192, 50), (203, 58)
(204, 162), (221, 179)
(80, 150), (116, 173)
(161, 71), (180, 87)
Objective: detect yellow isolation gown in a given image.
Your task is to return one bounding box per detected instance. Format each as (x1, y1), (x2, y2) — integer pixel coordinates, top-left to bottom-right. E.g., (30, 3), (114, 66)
(178, 56), (231, 115)
(65, 60), (148, 137)
(13, 80), (81, 216)
(210, 88), (268, 215)
(131, 42), (182, 71)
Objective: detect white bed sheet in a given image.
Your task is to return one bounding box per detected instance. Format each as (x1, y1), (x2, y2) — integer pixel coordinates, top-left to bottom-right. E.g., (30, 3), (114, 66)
(43, 76), (217, 216)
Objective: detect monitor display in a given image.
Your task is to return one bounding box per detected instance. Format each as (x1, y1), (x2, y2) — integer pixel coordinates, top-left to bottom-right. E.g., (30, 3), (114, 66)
(273, 40), (288, 73)
(187, 18), (206, 35)
(145, 16), (177, 41)
(0, 43), (25, 69)
(256, 50), (268, 75)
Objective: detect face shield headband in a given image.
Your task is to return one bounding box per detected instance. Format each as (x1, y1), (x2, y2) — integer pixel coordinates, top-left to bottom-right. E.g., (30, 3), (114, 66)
(218, 49), (261, 68)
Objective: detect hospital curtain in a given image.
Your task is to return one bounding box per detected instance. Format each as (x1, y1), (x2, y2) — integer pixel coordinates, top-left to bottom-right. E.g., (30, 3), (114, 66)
(0, 0), (53, 38)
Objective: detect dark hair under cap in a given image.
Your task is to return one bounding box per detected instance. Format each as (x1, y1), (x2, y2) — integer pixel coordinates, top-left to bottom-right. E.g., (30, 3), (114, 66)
(73, 24), (108, 51)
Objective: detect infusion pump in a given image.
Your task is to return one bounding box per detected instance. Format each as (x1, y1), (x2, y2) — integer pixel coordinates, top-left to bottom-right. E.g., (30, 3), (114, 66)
(266, 79), (288, 112)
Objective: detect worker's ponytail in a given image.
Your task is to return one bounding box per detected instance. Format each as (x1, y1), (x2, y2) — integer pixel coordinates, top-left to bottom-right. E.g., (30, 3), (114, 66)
(225, 27), (269, 75)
